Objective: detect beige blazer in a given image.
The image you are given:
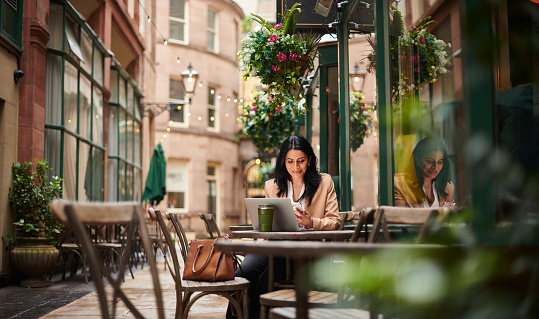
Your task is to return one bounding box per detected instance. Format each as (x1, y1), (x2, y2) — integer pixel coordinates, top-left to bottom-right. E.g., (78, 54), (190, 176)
(264, 173), (340, 230)
(394, 173), (455, 208)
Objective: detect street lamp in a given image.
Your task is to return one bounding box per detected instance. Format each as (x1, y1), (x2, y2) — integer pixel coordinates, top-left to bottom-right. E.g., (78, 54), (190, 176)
(349, 62), (366, 92)
(181, 63), (199, 103)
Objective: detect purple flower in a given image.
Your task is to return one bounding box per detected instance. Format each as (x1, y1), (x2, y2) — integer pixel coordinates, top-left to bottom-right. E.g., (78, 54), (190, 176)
(418, 36), (425, 45)
(415, 67), (422, 72)
(271, 65), (279, 72)
(275, 23), (282, 29)
(411, 55), (419, 63)
(270, 34), (278, 42)
(268, 114), (274, 119)
(276, 105), (283, 112)
(289, 53), (297, 61)
(278, 53), (287, 62)
(411, 25), (418, 31)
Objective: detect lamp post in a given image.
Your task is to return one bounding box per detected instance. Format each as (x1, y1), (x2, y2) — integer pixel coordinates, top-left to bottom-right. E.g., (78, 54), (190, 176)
(349, 62), (366, 92)
(181, 63), (199, 103)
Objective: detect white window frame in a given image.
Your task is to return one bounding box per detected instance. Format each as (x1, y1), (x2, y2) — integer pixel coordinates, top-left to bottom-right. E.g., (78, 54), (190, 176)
(167, 159), (190, 214)
(207, 7), (218, 53)
(169, 0), (189, 44)
(169, 77), (189, 128)
(207, 85), (219, 132)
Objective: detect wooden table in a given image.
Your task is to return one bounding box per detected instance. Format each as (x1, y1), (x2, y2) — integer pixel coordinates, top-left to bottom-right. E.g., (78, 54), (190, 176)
(217, 240), (448, 319)
(231, 229), (355, 241)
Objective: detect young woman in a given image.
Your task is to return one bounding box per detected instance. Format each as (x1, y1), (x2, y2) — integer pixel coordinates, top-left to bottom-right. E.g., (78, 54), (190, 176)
(394, 137), (455, 207)
(231, 135), (340, 318)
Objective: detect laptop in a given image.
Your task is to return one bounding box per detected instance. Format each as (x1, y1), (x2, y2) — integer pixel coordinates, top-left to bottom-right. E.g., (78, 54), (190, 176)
(244, 198), (300, 232)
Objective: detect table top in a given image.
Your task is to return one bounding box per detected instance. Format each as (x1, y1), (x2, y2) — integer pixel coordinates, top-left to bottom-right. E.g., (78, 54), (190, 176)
(231, 229), (355, 240)
(217, 240), (448, 258)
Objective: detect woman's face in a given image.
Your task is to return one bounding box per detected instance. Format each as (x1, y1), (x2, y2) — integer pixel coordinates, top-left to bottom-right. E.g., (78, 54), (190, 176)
(421, 151), (444, 181)
(285, 149), (309, 181)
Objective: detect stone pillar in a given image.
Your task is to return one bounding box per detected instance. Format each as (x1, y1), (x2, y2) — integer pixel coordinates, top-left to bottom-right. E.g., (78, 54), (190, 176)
(18, 0), (50, 163)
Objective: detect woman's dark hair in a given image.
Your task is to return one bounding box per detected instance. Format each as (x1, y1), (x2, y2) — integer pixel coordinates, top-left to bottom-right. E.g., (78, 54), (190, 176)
(412, 137), (452, 198)
(274, 135), (321, 205)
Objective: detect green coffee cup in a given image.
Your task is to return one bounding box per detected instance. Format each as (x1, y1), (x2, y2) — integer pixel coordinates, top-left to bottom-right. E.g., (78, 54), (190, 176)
(258, 205), (274, 232)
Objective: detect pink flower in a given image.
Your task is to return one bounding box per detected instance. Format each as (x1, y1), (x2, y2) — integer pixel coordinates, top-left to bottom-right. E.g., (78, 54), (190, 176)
(411, 55), (419, 63)
(418, 36), (425, 45)
(270, 34), (278, 42)
(278, 53), (287, 62)
(415, 67), (422, 72)
(250, 107), (257, 112)
(269, 98), (274, 102)
(268, 114), (274, 119)
(275, 23), (282, 29)
(400, 54), (407, 61)
(276, 105), (283, 112)
(289, 53), (297, 61)
(271, 65), (279, 72)
(411, 25), (418, 31)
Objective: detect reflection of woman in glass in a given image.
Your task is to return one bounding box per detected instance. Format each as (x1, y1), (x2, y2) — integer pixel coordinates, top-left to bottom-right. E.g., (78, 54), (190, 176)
(394, 137), (455, 207)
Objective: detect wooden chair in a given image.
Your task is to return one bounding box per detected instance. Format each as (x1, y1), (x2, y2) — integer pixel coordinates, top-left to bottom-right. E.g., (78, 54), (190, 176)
(149, 208), (250, 319)
(258, 210), (372, 319)
(50, 200), (165, 319)
(51, 227), (88, 282)
(369, 206), (455, 243)
(268, 206), (454, 319)
(199, 213), (221, 238)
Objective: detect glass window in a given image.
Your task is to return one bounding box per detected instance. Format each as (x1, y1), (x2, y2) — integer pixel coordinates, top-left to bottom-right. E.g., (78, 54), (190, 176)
(44, 3), (107, 203)
(0, 0), (23, 49)
(64, 62), (78, 133)
(109, 105), (119, 156)
(119, 109), (127, 159)
(127, 83), (134, 114)
(170, 78), (186, 124)
(208, 86), (217, 129)
(170, 0), (186, 42)
(119, 76), (127, 107)
(207, 164), (217, 214)
(167, 159), (188, 211)
(47, 3), (63, 50)
(93, 49), (103, 85)
(108, 158), (118, 201)
(81, 29), (93, 75)
(207, 8), (217, 52)
(79, 76), (92, 140)
(110, 69), (119, 104)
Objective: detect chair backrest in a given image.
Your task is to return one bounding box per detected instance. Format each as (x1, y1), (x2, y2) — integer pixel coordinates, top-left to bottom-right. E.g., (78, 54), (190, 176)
(50, 200), (165, 319)
(199, 213), (221, 238)
(350, 207), (377, 242)
(369, 206), (454, 243)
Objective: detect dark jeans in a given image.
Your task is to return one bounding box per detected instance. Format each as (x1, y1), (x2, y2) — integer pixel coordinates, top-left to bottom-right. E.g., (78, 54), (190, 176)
(227, 253), (288, 319)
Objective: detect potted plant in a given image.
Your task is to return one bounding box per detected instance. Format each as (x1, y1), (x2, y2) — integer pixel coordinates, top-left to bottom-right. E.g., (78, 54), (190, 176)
(239, 91), (305, 153)
(7, 160), (63, 287)
(238, 3), (320, 104)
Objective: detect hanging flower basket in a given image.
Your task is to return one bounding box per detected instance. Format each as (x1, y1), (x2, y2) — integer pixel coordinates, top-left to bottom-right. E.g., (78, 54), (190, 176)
(238, 3), (319, 104)
(366, 8), (450, 100)
(239, 91), (306, 153)
(350, 92), (376, 151)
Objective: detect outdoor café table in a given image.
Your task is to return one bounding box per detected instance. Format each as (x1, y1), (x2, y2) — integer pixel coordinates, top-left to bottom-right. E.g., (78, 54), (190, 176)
(230, 229), (355, 295)
(216, 240), (448, 319)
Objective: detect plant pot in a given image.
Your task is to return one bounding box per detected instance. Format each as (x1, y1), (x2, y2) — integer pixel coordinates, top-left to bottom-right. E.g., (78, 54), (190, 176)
(10, 237), (59, 288)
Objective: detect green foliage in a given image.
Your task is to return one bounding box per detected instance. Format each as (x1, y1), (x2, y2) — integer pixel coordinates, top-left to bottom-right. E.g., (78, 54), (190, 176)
(8, 160), (63, 242)
(239, 91), (305, 153)
(239, 3), (319, 104)
(349, 92), (376, 151)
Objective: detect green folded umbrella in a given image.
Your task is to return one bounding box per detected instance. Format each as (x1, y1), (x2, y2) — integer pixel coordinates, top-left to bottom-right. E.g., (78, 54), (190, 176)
(142, 144), (167, 205)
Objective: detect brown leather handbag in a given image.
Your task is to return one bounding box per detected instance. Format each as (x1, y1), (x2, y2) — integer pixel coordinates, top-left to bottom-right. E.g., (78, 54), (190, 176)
(182, 237), (236, 281)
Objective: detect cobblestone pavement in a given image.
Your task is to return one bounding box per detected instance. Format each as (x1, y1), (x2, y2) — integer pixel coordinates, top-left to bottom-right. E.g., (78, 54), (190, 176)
(0, 258), (229, 319)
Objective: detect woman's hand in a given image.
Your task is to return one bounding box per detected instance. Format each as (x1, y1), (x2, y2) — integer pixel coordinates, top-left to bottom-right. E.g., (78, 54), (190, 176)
(294, 207), (314, 228)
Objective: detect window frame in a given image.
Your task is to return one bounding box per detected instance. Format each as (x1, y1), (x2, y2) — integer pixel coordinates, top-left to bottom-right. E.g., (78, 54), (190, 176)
(169, 0), (188, 44)
(207, 85), (219, 131)
(207, 7), (218, 53)
(0, 0), (24, 51)
(169, 77), (189, 128)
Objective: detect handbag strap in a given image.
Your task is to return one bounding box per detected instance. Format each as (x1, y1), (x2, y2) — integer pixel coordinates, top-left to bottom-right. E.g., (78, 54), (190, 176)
(191, 238), (219, 274)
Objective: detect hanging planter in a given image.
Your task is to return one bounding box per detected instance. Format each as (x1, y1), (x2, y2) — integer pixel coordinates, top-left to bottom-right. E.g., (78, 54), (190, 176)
(350, 92), (376, 151)
(366, 7), (450, 100)
(239, 91), (305, 154)
(238, 3), (319, 105)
